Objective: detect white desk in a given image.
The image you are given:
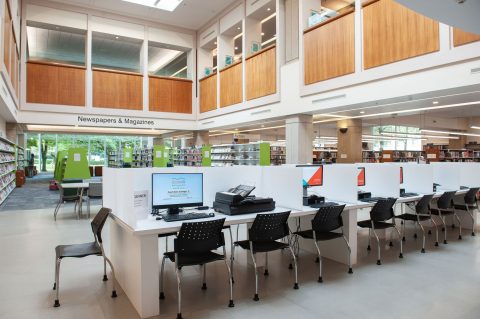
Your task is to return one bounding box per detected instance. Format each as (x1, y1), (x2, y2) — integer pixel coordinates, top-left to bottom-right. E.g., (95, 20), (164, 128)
(60, 183), (90, 216)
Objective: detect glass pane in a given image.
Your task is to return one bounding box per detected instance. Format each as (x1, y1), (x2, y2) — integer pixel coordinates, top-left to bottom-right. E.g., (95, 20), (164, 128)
(261, 13), (276, 49)
(26, 133), (40, 167)
(26, 22), (86, 66)
(89, 136), (106, 166)
(40, 134), (56, 172)
(92, 32), (143, 72)
(148, 43), (188, 79)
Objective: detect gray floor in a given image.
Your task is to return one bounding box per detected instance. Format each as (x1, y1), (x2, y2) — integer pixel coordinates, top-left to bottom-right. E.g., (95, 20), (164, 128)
(0, 179), (480, 318)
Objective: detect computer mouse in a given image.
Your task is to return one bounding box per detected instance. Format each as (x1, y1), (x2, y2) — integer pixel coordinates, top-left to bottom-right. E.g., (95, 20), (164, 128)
(208, 212), (215, 217)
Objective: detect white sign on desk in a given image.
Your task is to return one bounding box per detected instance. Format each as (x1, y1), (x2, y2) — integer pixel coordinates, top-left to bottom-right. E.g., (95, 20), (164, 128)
(134, 190), (149, 219)
(74, 153), (81, 162)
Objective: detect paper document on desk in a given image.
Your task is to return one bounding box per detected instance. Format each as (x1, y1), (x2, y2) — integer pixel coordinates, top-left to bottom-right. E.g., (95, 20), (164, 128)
(134, 190), (149, 219)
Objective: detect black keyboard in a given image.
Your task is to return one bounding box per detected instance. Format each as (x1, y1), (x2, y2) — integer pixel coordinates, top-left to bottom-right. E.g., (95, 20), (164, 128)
(400, 192), (419, 198)
(310, 202), (338, 208)
(160, 213), (211, 222)
(359, 197), (385, 203)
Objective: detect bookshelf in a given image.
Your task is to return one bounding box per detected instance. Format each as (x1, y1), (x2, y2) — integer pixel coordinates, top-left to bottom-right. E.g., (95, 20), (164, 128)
(271, 146), (286, 165)
(210, 142), (271, 167)
(0, 137), (17, 205)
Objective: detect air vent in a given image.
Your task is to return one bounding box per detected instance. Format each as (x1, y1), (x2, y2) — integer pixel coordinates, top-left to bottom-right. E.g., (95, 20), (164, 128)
(201, 120), (215, 125)
(312, 94), (346, 104)
(202, 30), (215, 40)
(251, 0), (260, 6)
(471, 67), (480, 74)
(251, 109), (271, 115)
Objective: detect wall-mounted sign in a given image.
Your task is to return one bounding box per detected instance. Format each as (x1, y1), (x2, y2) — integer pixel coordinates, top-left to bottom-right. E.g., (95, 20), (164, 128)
(76, 115), (156, 129)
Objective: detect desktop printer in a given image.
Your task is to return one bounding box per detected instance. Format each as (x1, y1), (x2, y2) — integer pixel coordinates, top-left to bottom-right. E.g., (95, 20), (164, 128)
(213, 185), (275, 215)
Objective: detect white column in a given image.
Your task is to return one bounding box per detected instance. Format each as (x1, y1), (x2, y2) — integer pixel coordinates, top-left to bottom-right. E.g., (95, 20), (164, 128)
(285, 114), (313, 164)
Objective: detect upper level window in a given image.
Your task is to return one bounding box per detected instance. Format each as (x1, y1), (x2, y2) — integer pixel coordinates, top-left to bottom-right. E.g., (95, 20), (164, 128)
(92, 32), (143, 73)
(148, 42), (189, 79)
(372, 126), (422, 151)
(26, 22), (86, 66)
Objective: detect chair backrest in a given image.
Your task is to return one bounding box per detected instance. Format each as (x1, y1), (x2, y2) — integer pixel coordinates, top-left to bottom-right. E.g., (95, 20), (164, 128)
(89, 182), (103, 197)
(464, 188), (479, 205)
(437, 191), (456, 209)
(58, 183), (77, 198)
(91, 207), (112, 244)
(370, 198), (397, 222)
(174, 218), (226, 255)
(415, 194), (434, 215)
(248, 211), (291, 242)
(311, 205), (346, 233)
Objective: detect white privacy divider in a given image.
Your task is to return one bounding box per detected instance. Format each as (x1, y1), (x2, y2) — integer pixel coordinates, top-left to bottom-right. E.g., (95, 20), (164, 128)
(390, 163), (434, 194)
(459, 163), (480, 188)
(262, 166), (304, 210)
(431, 162), (461, 191)
(309, 164), (358, 203)
(356, 163), (400, 198)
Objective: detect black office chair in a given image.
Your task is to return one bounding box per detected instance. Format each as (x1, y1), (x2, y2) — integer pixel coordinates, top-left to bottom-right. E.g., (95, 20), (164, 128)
(54, 180), (83, 220)
(357, 198), (402, 265)
(234, 211), (298, 301)
(294, 205), (352, 282)
(53, 207), (117, 307)
(396, 194), (435, 253)
(454, 187), (479, 236)
(430, 191), (459, 243)
(159, 219), (233, 319)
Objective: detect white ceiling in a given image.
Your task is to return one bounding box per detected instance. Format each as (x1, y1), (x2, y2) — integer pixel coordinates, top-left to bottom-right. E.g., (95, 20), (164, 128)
(46, 0), (239, 30)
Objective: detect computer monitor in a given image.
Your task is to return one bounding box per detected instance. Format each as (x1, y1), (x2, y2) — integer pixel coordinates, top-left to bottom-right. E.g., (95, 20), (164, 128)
(152, 173), (203, 214)
(400, 167), (404, 184)
(301, 165), (323, 187)
(357, 167), (366, 187)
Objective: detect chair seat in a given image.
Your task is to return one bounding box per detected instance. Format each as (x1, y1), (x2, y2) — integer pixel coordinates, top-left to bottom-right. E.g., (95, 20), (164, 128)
(454, 204), (477, 211)
(235, 240), (289, 253)
(56, 242), (102, 259)
(62, 196), (80, 202)
(294, 229), (343, 241)
(395, 213), (431, 222)
(430, 208), (454, 216)
(164, 251), (225, 267)
(357, 220), (395, 229)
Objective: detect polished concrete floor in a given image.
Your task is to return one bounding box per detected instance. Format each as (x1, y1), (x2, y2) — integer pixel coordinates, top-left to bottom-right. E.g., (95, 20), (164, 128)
(1, 202), (480, 319)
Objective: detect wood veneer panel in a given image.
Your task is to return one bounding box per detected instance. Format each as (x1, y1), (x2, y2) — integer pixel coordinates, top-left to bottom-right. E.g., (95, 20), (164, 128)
(363, 0), (439, 69)
(93, 69), (143, 110)
(199, 74), (217, 113)
(27, 62), (86, 106)
(3, 1), (11, 76)
(246, 46), (276, 100)
(304, 11), (355, 85)
(220, 61), (243, 107)
(453, 28), (480, 47)
(149, 76), (192, 113)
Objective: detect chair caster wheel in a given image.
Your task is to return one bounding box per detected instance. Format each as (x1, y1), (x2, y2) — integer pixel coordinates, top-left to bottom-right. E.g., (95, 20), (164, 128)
(402, 237), (406, 242)
(442, 227), (445, 232)
(53, 283), (56, 290)
(111, 290), (117, 298)
(376, 260), (381, 265)
(53, 300), (60, 307)
(458, 235), (462, 240)
(451, 224), (455, 229)
(348, 267), (353, 274)
(228, 300), (234, 308)
(103, 275), (108, 282)
(160, 292), (165, 300)
(253, 294), (259, 301)
(472, 232), (476, 237)
(435, 242), (439, 247)
(399, 253), (403, 259)
(201, 283), (207, 290)
(177, 313), (183, 319)
(444, 240), (448, 244)
(318, 276), (323, 283)
(315, 257), (319, 263)
(421, 248), (425, 253)
(367, 245), (371, 251)
(288, 264), (293, 270)
(264, 270), (269, 276)
(428, 230), (432, 235)
(389, 242), (393, 247)
(413, 233), (417, 239)
(293, 283), (299, 289)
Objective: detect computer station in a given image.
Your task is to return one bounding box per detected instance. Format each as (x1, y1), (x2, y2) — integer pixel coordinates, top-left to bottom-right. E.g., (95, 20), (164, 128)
(1, 1), (480, 319)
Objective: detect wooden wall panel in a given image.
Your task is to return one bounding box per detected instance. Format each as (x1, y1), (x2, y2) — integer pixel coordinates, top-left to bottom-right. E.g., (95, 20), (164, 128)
(149, 76), (192, 113)
(3, 2), (12, 76)
(93, 69), (143, 110)
(246, 45), (276, 100)
(27, 61), (86, 106)
(363, 0), (439, 69)
(304, 10), (355, 85)
(453, 28), (480, 47)
(220, 62), (243, 107)
(199, 74), (217, 113)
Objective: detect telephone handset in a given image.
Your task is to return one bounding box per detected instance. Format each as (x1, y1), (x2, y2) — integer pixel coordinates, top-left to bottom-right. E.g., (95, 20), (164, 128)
(227, 185), (256, 200)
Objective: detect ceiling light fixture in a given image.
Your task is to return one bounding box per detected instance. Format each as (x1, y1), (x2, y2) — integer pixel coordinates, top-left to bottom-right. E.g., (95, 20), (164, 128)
(421, 129), (480, 137)
(122, 0), (184, 12)
(380, 132), (459, 140)
(432, 101), (439, 104)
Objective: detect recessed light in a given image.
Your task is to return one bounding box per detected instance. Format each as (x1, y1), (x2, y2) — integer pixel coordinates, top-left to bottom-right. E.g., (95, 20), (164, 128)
(261, 125), (265, 128)
(115, 36), (119, 39)
(267, 7), (271, 11)
(360, 111), (365, 114)
(237, 26), (241, 30)
(261, 32), (265, 36)
(214, 41), (217, 45)
(234, 47), (238, 50)
(235, 128), (239, 131)
(432, 101), (439, 104)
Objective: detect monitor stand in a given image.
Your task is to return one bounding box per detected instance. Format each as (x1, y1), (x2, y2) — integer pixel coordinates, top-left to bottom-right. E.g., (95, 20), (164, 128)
(167, 207), (183, 215)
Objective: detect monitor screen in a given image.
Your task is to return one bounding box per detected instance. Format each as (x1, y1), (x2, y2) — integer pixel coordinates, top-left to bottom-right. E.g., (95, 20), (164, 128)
(400, 167), (404, 184)
(152, 173), (203, 209)
(357, 167), (366, 187)
(302, 165), (323, 187)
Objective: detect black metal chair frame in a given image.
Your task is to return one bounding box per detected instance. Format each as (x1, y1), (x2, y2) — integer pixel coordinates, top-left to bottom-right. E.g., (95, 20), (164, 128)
(53, 207), (117, 307)
(454, 187), (479, 237)
(233, 211), (298, 302)
(430, 191), (460, 243)
(54, 183), (81, 221)
(294, 205), (352, 283)
(159, 218), (233, 319)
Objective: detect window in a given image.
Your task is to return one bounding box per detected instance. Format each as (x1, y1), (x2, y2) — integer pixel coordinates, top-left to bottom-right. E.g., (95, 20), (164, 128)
(26, 22), (86, 66)
(371, 126), (422, 151)
(92, 32), (143, 73)
(148, 42), (189, 78)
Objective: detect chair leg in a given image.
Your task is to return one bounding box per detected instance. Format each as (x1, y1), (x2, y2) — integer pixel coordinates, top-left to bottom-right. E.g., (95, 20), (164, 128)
(342, 235), (353, 274)
(402, 220), (406, 242)
(367, 228), (372, 251)
(54, 258), (61, 307)
(87, 197), (91, 219)
(223, 246), (234, 308)
(103, 256), (117, 298)
(53, 256), (58, 290)
(175, 266), (183, 319)
(201, 264), (207, 290)
(430, 217), (439, 246)
(313, 240), (322, 282)
(418, 221), (426, 253)
(250, 250), (259, 301)
(54, 201), (62, 221)
(441, 215), (448, 244)
(465, 206), (476, 236)
(264, 253), (269, 276)
(160, 256), (166, 300)
(103, 257), (108, 281)
(371, 227), (381, 265)
(288, 245), (299, 290)
(235, 225), (240, 246)
(393, 225), (403, 258)
(454, 212), (462, 240)
(227, 227), (234, 283)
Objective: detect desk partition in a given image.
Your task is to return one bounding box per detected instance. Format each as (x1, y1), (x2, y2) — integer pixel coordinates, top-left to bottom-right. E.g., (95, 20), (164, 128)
(356, 163), (400, 198)
(432, 162), (461, 191)
(390, 163), (434, 194)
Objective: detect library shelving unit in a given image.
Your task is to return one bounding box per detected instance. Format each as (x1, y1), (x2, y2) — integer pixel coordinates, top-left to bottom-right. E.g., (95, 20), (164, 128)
(108, 150), (124, 168)
(53, 148), (91, 180)
(0, 137), (16, 205)
(380, 150), (425, 162)
(16, 146), (25, 170)
(211, 142), (271, 167)
(171, 147), (203, 167)
(362, 150), (381, 163)
(132, 147), (153, 168)
(313, 148), (337, 163)
(439, 148), (480, 162)
(270, 146), (286, 165)
(109, 146), (171, 168)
